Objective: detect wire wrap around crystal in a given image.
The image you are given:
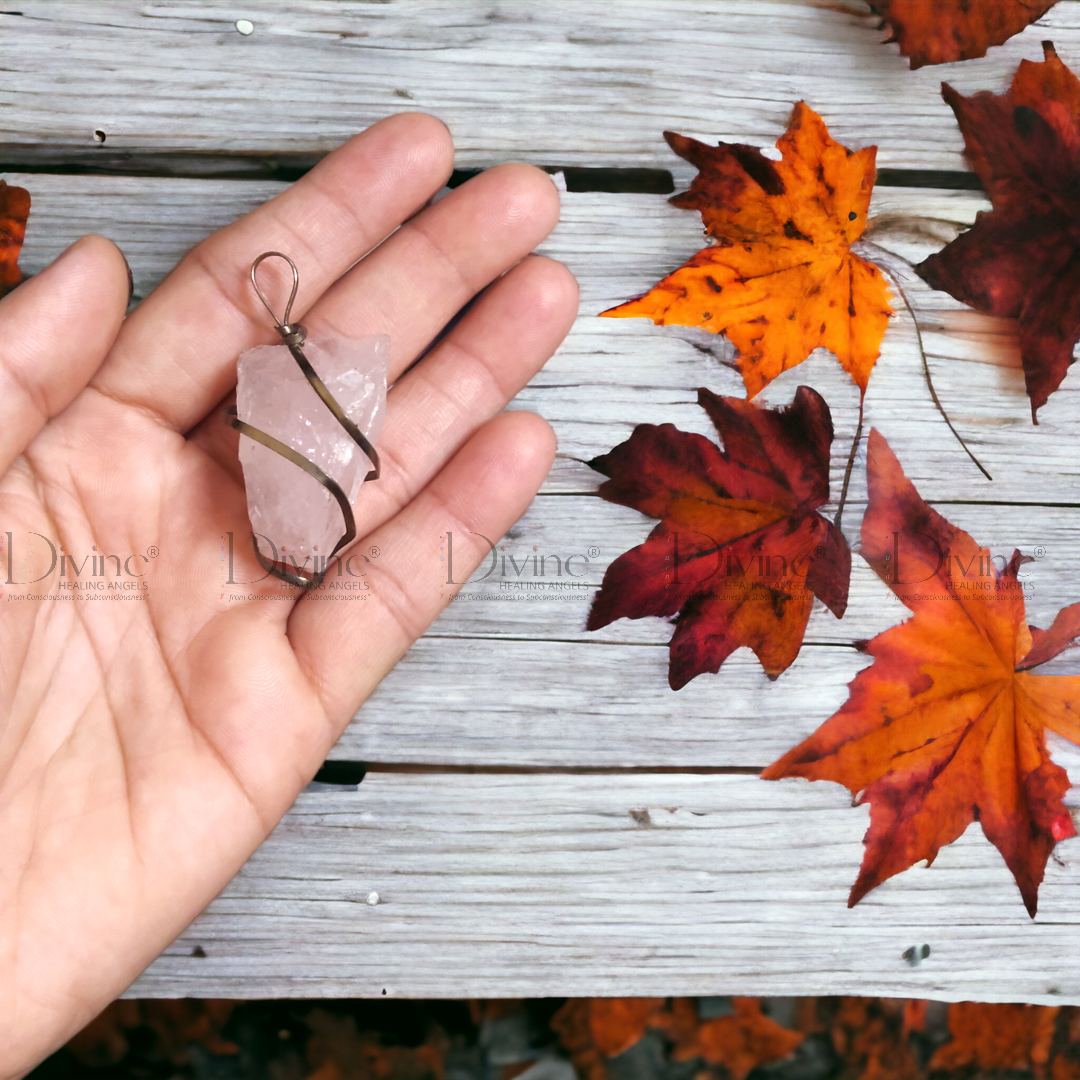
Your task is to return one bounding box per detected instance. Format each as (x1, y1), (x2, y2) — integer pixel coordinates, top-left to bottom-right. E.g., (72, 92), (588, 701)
(225, 251), (381, 589)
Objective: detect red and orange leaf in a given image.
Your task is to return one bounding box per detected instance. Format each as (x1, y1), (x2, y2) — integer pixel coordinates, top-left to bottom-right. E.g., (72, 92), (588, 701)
(930, 1002), (1058, 1076)
(580, 998), (664, 1058)
(655, 999), (803, 1080)
(868, 1), (1057, 69)
(601, 103), (892, 399)
(551, 999), (665, 1080)
(918, 41), (1080, 419)
(66, 1000), (239, 1067)
(0, 179), (30, 295)
(828, 998), (922, 1080)
(1022, 600), (1080, 670)
(764, 428), (1080, 916)
(587, 386), (850, 689)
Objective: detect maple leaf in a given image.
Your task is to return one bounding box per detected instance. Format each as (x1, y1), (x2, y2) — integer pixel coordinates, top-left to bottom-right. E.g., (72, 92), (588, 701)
(66, 1000), (238, 1067)
(763, 428), (1080, 916)
(931, 1002), (1058, 1075)
(827, 998), (922, 1080)
(551, 999), (665, 1080)
(601, 103), (893, 400)
(867, 1), (1057, 69)
(553, 999), (802, 1080)
(0, 179), (30, 297)
(654, 999), (804, 1080)
(304, 1009), (449, 1080)
(587, 385), (850, 689)
(917, 41), (1080, 420)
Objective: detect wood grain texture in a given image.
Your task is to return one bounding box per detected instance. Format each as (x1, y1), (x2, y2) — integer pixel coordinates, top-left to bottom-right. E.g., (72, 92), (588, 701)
(339, 500), (1080, 767)
(10, 2), (1080, 1002)
(8, 174), (1072, 502)
(1, 0), (1077, 173)
(131, 770), (1080, 1002)
(12, 173), (1080, 771)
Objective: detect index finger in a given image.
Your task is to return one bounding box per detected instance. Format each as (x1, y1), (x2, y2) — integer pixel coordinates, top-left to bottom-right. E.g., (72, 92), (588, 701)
(90, 113), (454, 433)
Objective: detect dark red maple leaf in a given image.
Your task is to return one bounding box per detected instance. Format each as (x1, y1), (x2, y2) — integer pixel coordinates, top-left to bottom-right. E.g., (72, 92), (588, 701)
(917, 41), (1080, 420)
(868, 1), (1057, 69)
(586, 386), (850, 690)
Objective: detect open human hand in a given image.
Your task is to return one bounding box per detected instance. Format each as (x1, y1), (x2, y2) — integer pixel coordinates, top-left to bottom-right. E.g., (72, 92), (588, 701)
(0, 113), (577, 1075)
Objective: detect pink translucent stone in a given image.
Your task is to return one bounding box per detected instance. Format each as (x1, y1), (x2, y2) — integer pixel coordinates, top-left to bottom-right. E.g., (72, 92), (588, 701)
(236, 333), (388, 565)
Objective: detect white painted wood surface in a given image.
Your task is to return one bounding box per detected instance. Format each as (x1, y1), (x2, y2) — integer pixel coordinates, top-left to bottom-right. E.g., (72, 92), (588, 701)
(2, 1), (1080, 173)
(132, 770), (1080, 1003)
(7, 1), (1080, 1003)
(13, 175), (1074, 502)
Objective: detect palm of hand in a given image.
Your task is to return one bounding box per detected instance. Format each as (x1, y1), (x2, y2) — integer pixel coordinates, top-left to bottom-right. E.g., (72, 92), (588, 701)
(0, 115), (576, 1074)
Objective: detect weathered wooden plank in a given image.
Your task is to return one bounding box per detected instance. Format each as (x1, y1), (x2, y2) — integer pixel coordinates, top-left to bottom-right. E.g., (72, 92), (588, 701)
(132, 770), (1080, 1001)
(398, 499), (1078, 646)
(2, 1), (1078, 174)
(349, 637), (1080, 769)
(11, 0), (1080, 1011)
(328, 497), (1080, 766)
(348, 640), (865, 767)
(7, 173), (1068, 502)
(4, 177), (986, 306)
(9, 178), (1074, 770)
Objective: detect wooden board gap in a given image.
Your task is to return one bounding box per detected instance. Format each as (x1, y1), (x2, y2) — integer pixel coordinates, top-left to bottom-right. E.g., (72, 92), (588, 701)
(357, 762), (764, 775)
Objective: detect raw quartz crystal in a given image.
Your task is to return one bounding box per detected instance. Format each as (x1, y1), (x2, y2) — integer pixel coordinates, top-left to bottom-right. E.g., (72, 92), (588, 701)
(236, 333), (388, 568)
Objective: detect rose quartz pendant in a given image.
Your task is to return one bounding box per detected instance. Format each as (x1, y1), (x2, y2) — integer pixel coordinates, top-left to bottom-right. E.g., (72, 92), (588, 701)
(236, 332), (388, 565)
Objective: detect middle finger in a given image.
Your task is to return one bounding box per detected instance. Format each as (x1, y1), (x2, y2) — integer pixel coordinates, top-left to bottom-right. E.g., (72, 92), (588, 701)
(191, 163), (562, 476)
(304, 162), (561, 383)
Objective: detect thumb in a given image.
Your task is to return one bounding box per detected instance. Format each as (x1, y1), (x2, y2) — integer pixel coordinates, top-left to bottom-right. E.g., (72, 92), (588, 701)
(0, 234), (130, 475)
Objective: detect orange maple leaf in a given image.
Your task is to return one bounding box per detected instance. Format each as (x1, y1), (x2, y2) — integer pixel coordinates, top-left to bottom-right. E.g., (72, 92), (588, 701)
(828, 998), (922, 1080)
(601, 103), (892, 400)
(654, 999), (803, 1080)
(0, 179), (30, 295)
(66, 1000), (239, 1067)
(764, 428), (1080, 916)
(868, 0), (1058, 69)
(551, 998), (665, 1080)
(931, 1002), (1058, 1076)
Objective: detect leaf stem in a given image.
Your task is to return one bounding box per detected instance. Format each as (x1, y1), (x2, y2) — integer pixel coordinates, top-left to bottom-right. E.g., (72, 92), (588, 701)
(893, 272), (992, 482)
(834, 394), (864, 533)
(860, 241), (992, 482)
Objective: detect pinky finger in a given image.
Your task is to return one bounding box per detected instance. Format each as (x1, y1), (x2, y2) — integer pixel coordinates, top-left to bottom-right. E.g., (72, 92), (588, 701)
(288, 409), (556, 735)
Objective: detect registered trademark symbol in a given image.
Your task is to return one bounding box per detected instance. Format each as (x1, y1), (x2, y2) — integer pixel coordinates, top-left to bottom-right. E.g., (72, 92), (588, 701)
(587, 546), (600, 559)
(1034, 546), (1047, 559)
(147, 546), (159, 559)
(812, 545), (826, 559)
(368, 545), (380, 559)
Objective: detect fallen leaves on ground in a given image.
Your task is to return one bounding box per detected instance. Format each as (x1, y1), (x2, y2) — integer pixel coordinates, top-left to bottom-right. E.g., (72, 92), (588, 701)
(50, 996), (1080, 1080)
(930, 1002), (1058, 1076)
(827, 997), (922, 1080)
(304, 1009), (448, 1080)
(552, 998), (803, 1080)
(655, 998), (804, 1080)
(551, 998), (666, 1080)
(587, 385), (850, 689)
(0, 179), (30, 297)
(601, 103), (892, 400)
(918, 41), (1080, 420)
(764, 428), (1080, 915)
(867, 0), (1057, 68)
(64, 1000), (238, 1068)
